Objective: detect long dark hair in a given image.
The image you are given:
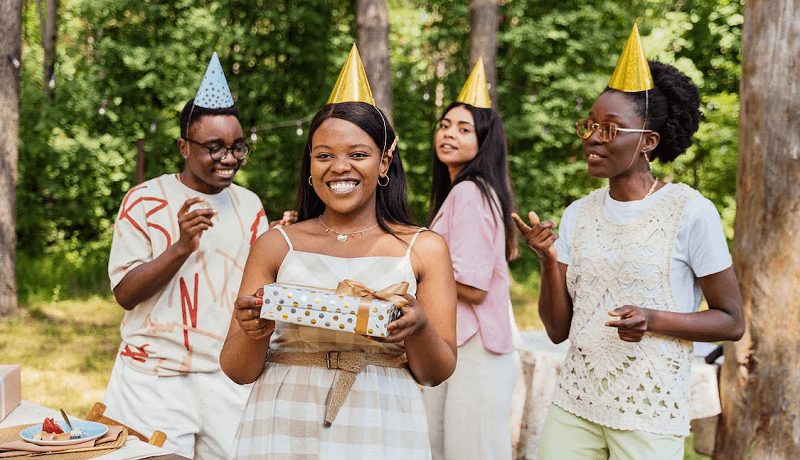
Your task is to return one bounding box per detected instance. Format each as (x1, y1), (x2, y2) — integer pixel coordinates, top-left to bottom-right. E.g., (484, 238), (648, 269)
(429, 102), (518, 261)
(294, 102), (413, 235)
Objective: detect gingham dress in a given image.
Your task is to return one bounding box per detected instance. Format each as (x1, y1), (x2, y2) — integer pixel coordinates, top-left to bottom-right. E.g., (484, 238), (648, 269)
(228, 227), (432, 460)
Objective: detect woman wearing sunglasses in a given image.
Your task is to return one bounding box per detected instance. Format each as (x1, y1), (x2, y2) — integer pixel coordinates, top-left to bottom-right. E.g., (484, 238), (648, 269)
(513, 26), (744, 459)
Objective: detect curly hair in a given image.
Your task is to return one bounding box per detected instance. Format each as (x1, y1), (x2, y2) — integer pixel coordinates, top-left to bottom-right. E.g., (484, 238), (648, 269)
(604, 61), (701, 163)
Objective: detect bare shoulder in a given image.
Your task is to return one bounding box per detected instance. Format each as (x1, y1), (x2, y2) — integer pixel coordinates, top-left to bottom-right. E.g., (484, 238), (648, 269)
(400, 227), (451, 276)
(240, 224), (296, 293)
(249, 225), (293, 265)
(411, 228), (449, 254)
(387, 225), (447, 251)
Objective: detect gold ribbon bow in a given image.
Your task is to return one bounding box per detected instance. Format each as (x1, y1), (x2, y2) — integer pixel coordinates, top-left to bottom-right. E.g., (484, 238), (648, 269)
(335, 279), (409, 335)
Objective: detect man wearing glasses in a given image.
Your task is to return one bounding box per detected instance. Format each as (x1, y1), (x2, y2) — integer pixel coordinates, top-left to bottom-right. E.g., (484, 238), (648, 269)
(103, 54), (268, 459)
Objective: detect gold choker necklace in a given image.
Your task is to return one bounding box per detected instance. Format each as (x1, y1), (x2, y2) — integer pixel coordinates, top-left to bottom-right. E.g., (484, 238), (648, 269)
(318, 216), (378, 243)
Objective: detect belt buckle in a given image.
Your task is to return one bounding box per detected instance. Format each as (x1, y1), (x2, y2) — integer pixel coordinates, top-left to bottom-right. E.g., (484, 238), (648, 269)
(326, 351), (340, 369)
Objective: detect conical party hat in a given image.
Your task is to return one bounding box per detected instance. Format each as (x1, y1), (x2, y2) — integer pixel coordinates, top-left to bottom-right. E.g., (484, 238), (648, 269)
(456, 57), (492, 108)
(194, 52), (234, 108)
(608, 24), (654, 92)
(327, 44), (376, 105)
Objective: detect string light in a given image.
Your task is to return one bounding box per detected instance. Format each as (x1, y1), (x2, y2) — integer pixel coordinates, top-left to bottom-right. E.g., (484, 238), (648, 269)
(247, 114), (314, 139)
(94, 102), (311, 139)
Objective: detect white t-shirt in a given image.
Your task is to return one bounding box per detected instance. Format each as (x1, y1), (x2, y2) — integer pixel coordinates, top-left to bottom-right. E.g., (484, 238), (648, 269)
(108, 174), (268, 375)
(554, 183), (732, 313)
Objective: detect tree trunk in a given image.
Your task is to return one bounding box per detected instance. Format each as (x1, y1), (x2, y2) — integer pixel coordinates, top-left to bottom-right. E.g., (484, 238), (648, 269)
(37, 0), (58, 95)
(714, 0), (800, 458)
(356, 0), (393, 125)
(0, 0), (21, 316)
(469, 0), (499, 109)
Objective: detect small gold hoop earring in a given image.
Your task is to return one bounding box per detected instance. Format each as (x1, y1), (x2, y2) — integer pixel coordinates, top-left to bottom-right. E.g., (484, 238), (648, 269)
(308, 176), (313, 187)
(378, 175), (389, 187)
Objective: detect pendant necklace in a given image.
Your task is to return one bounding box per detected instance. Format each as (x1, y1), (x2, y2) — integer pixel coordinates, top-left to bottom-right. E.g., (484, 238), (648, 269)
(318, 216), (378, 243)
(643, 177), (659, 199)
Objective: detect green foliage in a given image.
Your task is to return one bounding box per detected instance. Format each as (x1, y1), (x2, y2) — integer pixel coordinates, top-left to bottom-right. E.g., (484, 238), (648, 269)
(385, 0), (742, 277)
(654, 92), (740, 244)
(17, 0), (743, 293)
(18, 0), (353, 291)
(16, 237), (111, 303)
(70, 0), (353, 212)
(18, 1), (130, 255)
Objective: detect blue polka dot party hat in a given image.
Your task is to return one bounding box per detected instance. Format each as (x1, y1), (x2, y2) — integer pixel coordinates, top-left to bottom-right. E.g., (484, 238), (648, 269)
(194, 52), (234, 108)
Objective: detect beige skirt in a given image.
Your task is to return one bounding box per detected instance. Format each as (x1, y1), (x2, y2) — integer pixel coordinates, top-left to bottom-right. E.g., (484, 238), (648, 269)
(228, 360), (432, 460)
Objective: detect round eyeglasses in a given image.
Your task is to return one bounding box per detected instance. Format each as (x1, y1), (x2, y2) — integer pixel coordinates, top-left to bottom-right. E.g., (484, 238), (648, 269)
(575, 119), (653, 143)
(184, 138), (250, 161)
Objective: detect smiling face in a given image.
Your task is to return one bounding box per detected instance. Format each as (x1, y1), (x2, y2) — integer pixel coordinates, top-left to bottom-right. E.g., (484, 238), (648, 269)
(309, 117), (391, 218)
(178, 114), (244, 194)
(435, 105), (479, 181)
(582, 91), (658, 180)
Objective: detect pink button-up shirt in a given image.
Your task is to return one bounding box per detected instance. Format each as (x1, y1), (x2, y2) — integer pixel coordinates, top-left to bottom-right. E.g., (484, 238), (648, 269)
(431, 181), (516, 354)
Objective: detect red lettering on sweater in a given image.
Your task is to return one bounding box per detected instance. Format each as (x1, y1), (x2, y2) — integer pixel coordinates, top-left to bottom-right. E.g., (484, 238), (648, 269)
(179, 273), (199, 351)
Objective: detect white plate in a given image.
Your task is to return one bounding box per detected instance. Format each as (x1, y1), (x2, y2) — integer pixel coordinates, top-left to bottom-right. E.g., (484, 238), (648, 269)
(20, 420), (109, 446)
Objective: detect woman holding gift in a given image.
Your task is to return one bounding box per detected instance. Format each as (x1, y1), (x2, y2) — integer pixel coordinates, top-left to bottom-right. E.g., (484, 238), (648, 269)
(421, 58), (522, 460)
(220, 45), (457, 460)
(513, 25), (744, 459)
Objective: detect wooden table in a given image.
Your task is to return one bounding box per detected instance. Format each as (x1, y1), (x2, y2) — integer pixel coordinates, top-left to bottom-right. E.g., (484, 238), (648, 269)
(0, 400), (189, 460)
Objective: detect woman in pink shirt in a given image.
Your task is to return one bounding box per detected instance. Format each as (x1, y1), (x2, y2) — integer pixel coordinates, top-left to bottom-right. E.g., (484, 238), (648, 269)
(422, 99), (521, 460)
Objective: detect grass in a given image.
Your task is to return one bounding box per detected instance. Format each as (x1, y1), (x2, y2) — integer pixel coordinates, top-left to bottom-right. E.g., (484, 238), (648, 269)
(510, 272), (545, 330)
(0, 281), (709, 459)
(0, 295), (123, 418)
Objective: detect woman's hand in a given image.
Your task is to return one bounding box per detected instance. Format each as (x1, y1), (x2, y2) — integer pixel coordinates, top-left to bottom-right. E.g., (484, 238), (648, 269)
(512, 211), (558, 262)
(269, 210), (298, 229)
(606, 305), (651, 342)
(378, 294), (430, 343)
(233, 288), (274, 341)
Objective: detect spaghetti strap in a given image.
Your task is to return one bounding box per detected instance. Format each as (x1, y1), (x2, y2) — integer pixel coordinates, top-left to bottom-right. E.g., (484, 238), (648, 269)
(405, 227), (427, 258)
(275, 226), (293, 251)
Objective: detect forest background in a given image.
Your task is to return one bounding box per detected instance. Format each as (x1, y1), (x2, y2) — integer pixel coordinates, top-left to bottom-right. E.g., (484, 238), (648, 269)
(2, 2), (742, 456)
(15, 0), (742, 303)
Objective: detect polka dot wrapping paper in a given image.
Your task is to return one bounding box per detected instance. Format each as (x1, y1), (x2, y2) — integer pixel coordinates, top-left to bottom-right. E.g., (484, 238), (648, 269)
(260, 281), (407, 338)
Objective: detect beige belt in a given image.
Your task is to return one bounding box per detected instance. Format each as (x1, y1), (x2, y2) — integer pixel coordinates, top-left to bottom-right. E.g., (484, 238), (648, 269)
(267, 350), (409, 426)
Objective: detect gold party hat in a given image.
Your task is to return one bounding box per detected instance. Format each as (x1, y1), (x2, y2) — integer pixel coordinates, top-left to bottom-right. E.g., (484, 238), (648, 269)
(456, 57), (492, 108)
(608, 24), (654, 92)
(327, 44), (376, 105)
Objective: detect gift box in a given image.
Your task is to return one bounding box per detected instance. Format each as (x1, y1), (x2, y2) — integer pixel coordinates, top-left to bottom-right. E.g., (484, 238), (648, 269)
(0, 364), (21, 422)
(261, 280), (407, 338)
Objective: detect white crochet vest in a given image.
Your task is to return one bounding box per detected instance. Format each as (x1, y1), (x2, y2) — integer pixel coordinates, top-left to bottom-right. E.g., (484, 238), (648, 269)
(552, 183), (698, 436)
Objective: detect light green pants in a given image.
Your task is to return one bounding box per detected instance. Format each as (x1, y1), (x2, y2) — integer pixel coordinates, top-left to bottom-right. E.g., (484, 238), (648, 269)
(537, 405), (685, 460)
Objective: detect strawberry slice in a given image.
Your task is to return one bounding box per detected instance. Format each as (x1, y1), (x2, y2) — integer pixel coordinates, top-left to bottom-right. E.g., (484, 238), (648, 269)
(42, 417), (64, 434)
